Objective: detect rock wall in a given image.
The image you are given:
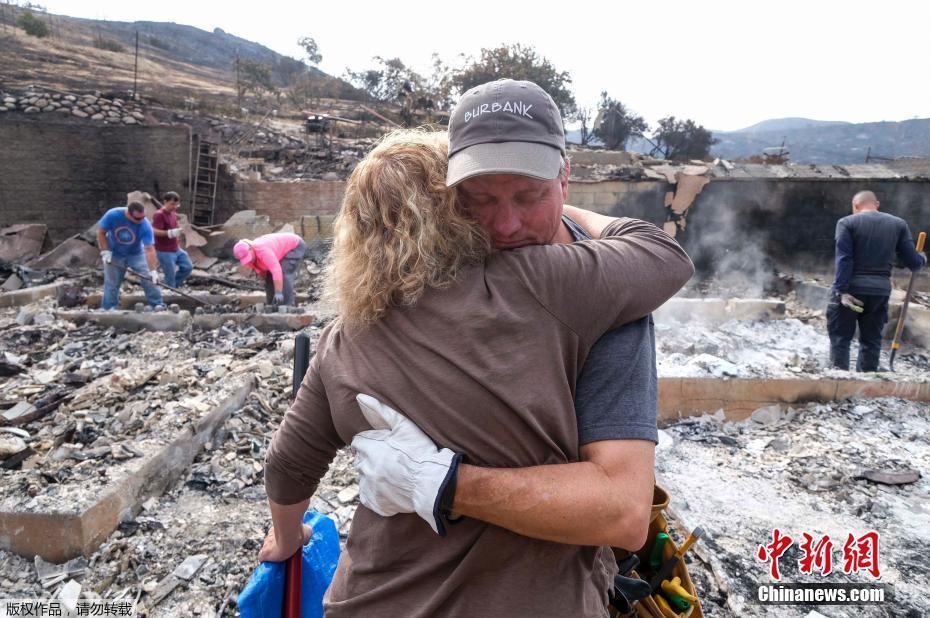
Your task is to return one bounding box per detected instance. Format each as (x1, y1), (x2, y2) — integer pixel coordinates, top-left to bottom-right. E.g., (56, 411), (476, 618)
(1, 91), (147, 125)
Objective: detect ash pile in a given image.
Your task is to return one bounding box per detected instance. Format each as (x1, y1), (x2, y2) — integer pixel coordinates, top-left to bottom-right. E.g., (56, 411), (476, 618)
(0, 300), (357, 615)
(0, 213), (355, 615)
(658, 397), (930, 617)
(654, 275), (930, 380)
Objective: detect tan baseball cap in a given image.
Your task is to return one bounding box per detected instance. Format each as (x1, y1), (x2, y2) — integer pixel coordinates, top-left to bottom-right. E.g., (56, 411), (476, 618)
(446, 79), (566, 187)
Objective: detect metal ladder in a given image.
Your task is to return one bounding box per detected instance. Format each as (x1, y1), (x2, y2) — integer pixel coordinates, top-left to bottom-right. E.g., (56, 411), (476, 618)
(190, 137), (219, 226)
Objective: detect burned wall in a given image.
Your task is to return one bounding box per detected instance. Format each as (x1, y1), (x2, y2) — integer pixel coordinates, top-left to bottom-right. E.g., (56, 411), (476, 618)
(222, 180), (346, 226)
(572, 178), (930, 287)
(0, 117), (191, 245)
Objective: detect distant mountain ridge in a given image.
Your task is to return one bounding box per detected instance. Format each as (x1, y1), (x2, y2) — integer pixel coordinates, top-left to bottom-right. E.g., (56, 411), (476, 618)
(713, 117), (930, 164)
(733, 117), (852, 133)
(567, 116), (930, 165)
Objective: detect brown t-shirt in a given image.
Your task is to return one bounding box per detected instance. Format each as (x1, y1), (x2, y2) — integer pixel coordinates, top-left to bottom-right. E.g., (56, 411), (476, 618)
(264, 218), (694, 617)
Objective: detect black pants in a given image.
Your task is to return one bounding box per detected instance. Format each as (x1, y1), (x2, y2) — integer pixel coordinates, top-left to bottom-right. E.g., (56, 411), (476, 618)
(826, 292), (889, 371)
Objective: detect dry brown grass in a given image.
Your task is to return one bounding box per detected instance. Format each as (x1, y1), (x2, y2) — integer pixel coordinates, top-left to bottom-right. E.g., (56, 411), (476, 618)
(0, 17), (236, 98)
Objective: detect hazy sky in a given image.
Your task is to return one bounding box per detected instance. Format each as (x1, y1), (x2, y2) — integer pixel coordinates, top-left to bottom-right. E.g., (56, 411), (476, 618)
(40, 0), (930, 131)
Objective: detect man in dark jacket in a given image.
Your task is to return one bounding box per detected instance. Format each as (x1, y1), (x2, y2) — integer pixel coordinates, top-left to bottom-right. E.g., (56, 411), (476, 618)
(828, 190), (926, 371)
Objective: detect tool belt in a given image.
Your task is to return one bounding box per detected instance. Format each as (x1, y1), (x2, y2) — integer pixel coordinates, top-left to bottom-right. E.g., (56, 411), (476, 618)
(609, 484), (703, 618)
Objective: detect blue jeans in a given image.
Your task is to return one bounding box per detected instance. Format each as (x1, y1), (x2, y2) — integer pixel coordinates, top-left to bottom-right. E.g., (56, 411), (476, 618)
(102, 253), (163, 310)
(156, 249), (193, 288)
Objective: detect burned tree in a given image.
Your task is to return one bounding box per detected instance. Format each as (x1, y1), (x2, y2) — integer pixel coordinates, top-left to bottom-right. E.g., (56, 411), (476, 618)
(651, 116), (718, 161)
(592, 92), (648, 150)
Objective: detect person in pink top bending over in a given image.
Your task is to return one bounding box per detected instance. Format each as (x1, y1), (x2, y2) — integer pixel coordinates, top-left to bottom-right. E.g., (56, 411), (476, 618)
(233, 232), (308, 306)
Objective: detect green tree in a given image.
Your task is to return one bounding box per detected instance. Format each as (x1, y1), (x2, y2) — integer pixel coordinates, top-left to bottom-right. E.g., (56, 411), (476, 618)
(651, 116), (718, 161)
(239, 59), (276, 103)
(425, 53), (454, 112)
(18, 9), (50, 38)
(345, 57), (431, 125)
(592, 92), (648, 150)
(346, 56), (421, 103)
(571, 107), (594, 146)
(298, 36), (322, 67)
(451, 44), (576, 116)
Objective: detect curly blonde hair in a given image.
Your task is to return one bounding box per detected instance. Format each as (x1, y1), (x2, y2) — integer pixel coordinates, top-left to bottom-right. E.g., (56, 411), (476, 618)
(324, 129), (490, 327)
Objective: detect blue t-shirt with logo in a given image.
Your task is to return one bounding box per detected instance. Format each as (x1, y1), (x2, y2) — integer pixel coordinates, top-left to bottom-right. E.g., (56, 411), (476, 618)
(98, 207), (154, 257)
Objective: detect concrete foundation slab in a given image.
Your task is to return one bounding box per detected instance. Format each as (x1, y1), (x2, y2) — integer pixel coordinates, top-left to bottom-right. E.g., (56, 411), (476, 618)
(658, 376), (930, 422)
(0, 282), (65, 308)
(902, 305), (930, 347)
(0, 380), (254, 562)
(28, 237), (99, 270)
(192, 313), (315, 332)
(84, 291), (310, 311)
(0, 224), (47, 263)
(795, 281), (831, 310)
(55, 309), (314, 332)
(56, 310), (193, 332)
(654, 297), (786, 323)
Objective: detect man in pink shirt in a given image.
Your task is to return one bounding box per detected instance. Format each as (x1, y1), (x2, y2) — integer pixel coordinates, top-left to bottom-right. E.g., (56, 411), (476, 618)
(233, 232), (308, 306)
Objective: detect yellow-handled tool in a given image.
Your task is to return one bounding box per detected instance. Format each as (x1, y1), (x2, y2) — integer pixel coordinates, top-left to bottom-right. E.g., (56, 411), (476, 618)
(889, 231), (926, 371)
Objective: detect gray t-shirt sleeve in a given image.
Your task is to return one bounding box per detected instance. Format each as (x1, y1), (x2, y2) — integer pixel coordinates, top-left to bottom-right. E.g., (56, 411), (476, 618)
(561, 214), (659, 445)
(575, 316), (659, 445)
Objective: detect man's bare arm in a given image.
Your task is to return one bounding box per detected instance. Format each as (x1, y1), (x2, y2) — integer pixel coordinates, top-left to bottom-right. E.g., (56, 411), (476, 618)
(144, 245), (158, 271)
(258, 497), (312, 562)
(96, 228), (109, 251)
(562, 204), (619, 239)
(451, 440), (655, 550)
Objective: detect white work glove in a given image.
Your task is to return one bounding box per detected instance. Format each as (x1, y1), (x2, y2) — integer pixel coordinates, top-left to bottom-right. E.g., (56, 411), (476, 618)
(149, 270), (159, 285)
(272, 292), (285, 305)
(351, 394), (463, 536)
(167, 228), (182, 238)
(100, 250), (112, 265)
(840, 293), (864, 313)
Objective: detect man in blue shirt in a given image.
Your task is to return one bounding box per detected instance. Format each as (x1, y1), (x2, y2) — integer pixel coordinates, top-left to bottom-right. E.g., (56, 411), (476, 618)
(96, 202), (165, 310)
(828, 190), (926, 371)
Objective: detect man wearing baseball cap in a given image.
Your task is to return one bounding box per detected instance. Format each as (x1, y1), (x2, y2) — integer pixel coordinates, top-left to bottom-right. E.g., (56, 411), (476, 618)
(353, 80), (666, 612)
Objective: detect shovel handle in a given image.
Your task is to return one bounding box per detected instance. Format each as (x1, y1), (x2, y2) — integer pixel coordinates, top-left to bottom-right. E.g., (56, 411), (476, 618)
(889, 231), (926, 364)
(283, 550), (302, 618)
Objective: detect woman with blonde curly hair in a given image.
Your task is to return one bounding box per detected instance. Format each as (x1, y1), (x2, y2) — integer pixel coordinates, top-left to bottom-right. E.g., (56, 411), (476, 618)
(260, 129), (693, 616)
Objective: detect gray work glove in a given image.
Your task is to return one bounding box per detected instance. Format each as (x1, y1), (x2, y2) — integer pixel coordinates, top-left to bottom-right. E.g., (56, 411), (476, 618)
(272, 291), (285, 305)
(100, 250), (112, 265)
(840, 293), (864, 313)
(351, 394), (462, 536)
(167, 228), (182, 239)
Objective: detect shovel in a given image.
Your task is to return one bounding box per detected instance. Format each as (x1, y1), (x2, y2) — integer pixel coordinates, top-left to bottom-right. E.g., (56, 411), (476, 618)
(121, 265), (218, 307)
(889, 231), (926, 371)
(282, 333), (313, 618)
